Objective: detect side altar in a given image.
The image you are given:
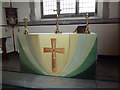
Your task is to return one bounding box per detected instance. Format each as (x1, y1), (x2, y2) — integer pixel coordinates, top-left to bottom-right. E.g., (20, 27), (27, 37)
(18, 33), (97, 79)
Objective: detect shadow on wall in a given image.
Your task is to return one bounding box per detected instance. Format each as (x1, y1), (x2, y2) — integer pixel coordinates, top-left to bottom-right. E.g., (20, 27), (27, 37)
(0, 39), (2, 54)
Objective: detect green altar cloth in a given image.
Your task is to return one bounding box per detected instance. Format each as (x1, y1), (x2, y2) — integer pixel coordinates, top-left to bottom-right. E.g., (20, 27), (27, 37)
(18, 33), (97, 79)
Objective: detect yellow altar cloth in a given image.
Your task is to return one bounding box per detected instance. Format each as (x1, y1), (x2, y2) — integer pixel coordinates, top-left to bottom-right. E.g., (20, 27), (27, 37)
(18, 33), (97, 79)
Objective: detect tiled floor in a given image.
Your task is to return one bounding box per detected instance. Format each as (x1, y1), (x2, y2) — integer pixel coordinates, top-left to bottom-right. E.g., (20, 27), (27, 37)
(1, 52), (120, 89)
(3, 71), (97, 88)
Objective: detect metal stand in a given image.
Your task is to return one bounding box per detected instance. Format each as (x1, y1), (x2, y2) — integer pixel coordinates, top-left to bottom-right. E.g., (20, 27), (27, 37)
(11, 26), (16, 51)
(85, 13), (90, 34)
(53, 9), (62, 34)
(23, 17), (29, 35)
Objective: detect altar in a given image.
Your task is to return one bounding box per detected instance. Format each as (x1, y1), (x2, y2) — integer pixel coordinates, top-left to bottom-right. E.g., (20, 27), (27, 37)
(18, 33), (97, 79)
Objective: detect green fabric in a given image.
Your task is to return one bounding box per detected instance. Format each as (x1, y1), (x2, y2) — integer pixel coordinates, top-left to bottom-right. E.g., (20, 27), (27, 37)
(18, 39), (43, 74)
(18, 36), (46, 75)
(66, 38), (97, 77)
(72, 62), (96, 79)
(60, 34), (97, 76)
(18, 34), (97, 79)
(25, 35), (47, 73)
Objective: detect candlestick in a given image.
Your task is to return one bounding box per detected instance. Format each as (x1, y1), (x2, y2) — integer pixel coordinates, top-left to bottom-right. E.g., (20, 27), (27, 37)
(53, 9), (62, 34)
(85, 13), (90, 34)
(23, 17), (29, 35)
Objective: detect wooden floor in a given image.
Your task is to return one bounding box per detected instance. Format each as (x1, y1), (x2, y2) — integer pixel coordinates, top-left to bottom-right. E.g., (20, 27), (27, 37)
(1, 52), (120, 89)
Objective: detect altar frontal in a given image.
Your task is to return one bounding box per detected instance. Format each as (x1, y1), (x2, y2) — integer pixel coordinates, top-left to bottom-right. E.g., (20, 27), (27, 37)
(18, 34), (97, 79)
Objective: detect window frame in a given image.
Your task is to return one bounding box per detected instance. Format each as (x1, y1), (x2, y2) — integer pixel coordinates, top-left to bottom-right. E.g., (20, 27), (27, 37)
(41, 0), (97, 19)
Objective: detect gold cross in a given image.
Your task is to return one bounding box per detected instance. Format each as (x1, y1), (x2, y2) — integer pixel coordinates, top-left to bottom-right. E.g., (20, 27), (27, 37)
(53, 9), (61, 16)
(23, 17), (28, 27)
(53, 9), (62, 34)
(23, 17), (29, 34)
(44, 38), (64, 73)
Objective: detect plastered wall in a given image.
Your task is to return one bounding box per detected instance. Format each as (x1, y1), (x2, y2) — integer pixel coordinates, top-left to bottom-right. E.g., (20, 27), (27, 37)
(0, 2), (119, 55)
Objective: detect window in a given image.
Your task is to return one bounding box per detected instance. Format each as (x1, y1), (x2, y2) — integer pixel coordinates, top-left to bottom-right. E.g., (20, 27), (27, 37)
(60, 0), (76, 14)
(41, 0), (96, 18)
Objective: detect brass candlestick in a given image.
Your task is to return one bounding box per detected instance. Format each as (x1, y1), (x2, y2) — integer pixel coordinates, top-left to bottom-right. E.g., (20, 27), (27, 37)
(53, 9), (62, 34)
(23, 17), (29, 34)
(85, 13), (90, 34)
(73, 29), (77, 33)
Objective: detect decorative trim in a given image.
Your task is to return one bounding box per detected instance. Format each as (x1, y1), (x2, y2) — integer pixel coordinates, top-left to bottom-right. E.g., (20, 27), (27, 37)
(0, 18), (119, 27)
(18, 18), (119, 26)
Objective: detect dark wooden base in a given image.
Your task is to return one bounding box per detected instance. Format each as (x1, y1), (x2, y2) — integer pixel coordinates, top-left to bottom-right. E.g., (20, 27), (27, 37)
(2, 38), (9, 60)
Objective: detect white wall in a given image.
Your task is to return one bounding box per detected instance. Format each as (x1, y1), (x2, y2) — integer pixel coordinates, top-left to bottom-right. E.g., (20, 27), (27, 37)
(1, 2), (9, 25)
(97, 2), (103, 18)
(12, 2), (118, 20)
(34, 2), (41, 20)
(109, 2), (119, 18)
(0, 1), (119, 56)
(90, 24), (118, 55)
(0, 2), (2, 38)
(0, 2), (12, 38)
(15, 24), (119, 56)
(12, 2), (30, 22)
(0, 2), (2, 25)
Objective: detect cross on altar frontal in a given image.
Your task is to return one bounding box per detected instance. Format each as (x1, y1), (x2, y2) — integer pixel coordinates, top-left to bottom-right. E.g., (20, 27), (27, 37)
(44, 38), (64, 73)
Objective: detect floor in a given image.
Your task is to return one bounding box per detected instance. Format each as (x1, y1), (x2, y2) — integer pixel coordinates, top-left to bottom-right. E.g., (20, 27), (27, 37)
(1, 52), (120, 89)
